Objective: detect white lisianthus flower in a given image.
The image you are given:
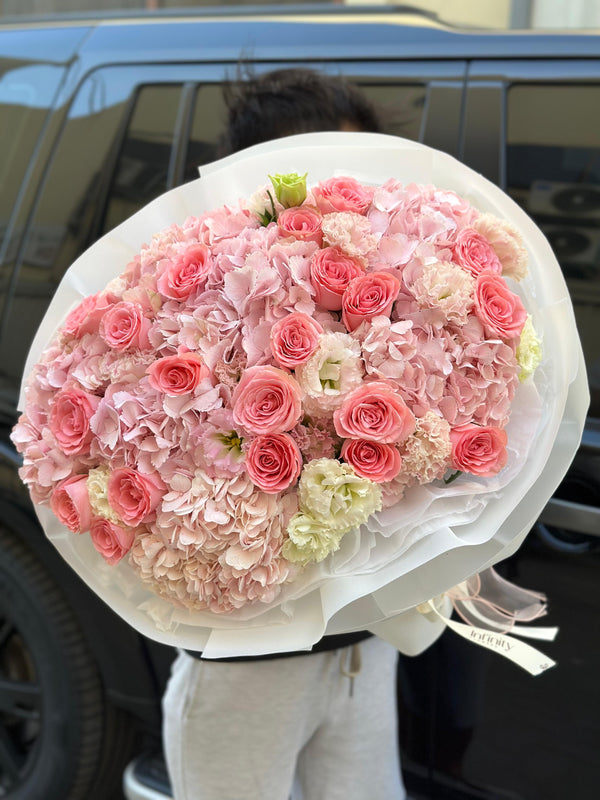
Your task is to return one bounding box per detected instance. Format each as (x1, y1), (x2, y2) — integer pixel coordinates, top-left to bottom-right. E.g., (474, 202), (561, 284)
(295, 332), (363, 413)
(246, 185), (284, 224)
(298, 458), (382, 532)
(516, 315), (542, 382)
(283, 513), (344, 565)
(87, 465), (120, 522)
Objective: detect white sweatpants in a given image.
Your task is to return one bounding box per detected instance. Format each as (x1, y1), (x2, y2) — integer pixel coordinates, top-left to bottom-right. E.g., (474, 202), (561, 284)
(162, 636), (406, 800)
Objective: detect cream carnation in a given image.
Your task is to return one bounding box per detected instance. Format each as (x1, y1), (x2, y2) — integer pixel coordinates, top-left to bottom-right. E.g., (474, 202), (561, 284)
(295, 332), (363, 413)
(283, 513), (344, 565)
(401, 412), (452, 484)
(321, 212), (378, 260)
(473, 213), (528, 281)
(408, 260), (475, 324)
(298, 457), (382, 533)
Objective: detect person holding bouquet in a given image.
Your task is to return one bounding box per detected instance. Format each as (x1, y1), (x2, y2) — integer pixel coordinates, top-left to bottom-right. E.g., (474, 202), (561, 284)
(161, 68), (407, 800)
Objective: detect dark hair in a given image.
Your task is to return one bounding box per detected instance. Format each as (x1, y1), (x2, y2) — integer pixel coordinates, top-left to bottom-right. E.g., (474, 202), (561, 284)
(219, 67), (382, 156)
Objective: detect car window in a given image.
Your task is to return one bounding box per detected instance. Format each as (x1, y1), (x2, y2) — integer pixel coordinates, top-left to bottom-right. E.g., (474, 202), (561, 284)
(102, 84), (183, 234)
(0, 62), (64, 254)
(505, 83), (600, 417)
(183, 83), (228, 181)
(0, 67), (454, 405)
(181, 80), (428, 183)
(0, 66), (156, 393)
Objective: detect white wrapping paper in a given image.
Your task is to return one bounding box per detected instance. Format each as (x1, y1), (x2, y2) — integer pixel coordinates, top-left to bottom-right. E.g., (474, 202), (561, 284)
(19, 133), (588, 657)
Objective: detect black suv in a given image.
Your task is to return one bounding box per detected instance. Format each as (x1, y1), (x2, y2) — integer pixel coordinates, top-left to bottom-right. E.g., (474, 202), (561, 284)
(1, 8), (598, 800)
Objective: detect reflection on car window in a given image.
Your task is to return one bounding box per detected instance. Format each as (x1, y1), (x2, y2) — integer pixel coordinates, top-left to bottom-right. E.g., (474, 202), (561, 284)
(0, 63), (63, 254)
(359, 83), (426, 141)
(183, 83), (227, 181)
(506, 83), (600, 417)
(102, 84), (182, 233)
(181, 81), (427, 184)
(0, 67), (156, 390)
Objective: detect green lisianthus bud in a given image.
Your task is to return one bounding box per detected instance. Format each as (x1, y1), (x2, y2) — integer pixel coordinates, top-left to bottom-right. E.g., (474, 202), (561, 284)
(269, 172), (307, 208)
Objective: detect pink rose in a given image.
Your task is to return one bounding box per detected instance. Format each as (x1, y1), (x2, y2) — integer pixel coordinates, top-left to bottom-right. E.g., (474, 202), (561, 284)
(277, 206), (323, 245)
(100, 301), (151, 351)
(312, 176), (373, 215)
(50, 475), (92, 533)
(270, 312), (323, 369)
(157, 243), (212, 300)
(49, 389), (100, 455)
(90, 517), (135, 566)
(245, 433), (302, 493)
(342, 271), (401, 332)
(232, 366), (302, 435)
(310, 247), (365, 311)
(63, 292), (118, 338)
(450, 423), (508, 477)
(453, 228), (502, 278)
(473, 274), (527, 340)
(341, 439), (402, 483)
(107, 467), (165, 526)
(334, 381), (416, 443)
(147, 352), (211, 395)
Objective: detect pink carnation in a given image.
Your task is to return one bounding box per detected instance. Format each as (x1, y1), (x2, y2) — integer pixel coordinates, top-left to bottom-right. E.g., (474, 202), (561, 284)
(401, 412), (452, 483)
(321, 212), (378, 260)
(473, 213), (528, 281)
(404, 260), (475, 324)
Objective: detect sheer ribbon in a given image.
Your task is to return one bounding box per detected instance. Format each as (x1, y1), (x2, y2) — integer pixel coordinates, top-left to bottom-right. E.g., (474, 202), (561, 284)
(418, 568), (558, 676)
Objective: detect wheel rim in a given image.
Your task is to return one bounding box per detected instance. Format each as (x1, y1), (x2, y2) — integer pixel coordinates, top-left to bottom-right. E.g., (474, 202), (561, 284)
(0, 618), (42, 794)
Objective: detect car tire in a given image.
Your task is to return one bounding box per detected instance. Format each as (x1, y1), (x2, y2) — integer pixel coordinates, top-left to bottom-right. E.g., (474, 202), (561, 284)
(0, 524), (135, 799)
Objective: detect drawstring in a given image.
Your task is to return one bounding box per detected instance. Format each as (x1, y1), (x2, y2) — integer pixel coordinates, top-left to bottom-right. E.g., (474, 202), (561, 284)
(340, 643), (362, 697)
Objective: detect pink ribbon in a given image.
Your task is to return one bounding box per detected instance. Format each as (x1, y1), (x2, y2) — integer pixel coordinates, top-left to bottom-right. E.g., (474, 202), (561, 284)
(447, 567), (549, 634)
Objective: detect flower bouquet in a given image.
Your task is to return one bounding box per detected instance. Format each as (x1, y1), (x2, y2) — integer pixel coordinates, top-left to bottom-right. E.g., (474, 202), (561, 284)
(12, 133), (587, 661)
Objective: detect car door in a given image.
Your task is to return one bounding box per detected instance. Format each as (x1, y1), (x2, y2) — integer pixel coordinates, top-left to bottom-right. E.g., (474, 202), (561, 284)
(446, 57), (600, 800)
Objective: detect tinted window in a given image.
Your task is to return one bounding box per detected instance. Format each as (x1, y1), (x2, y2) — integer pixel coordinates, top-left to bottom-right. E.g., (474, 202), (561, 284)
(102, 84), (182, 233)
(0, 67), (155, 394)
(506, 83), (600, 417)
(182, 81), (427, 184)
(183, 83), (228, 181)
(0, 62), (64, 253)
(359, 83), (426, 141)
